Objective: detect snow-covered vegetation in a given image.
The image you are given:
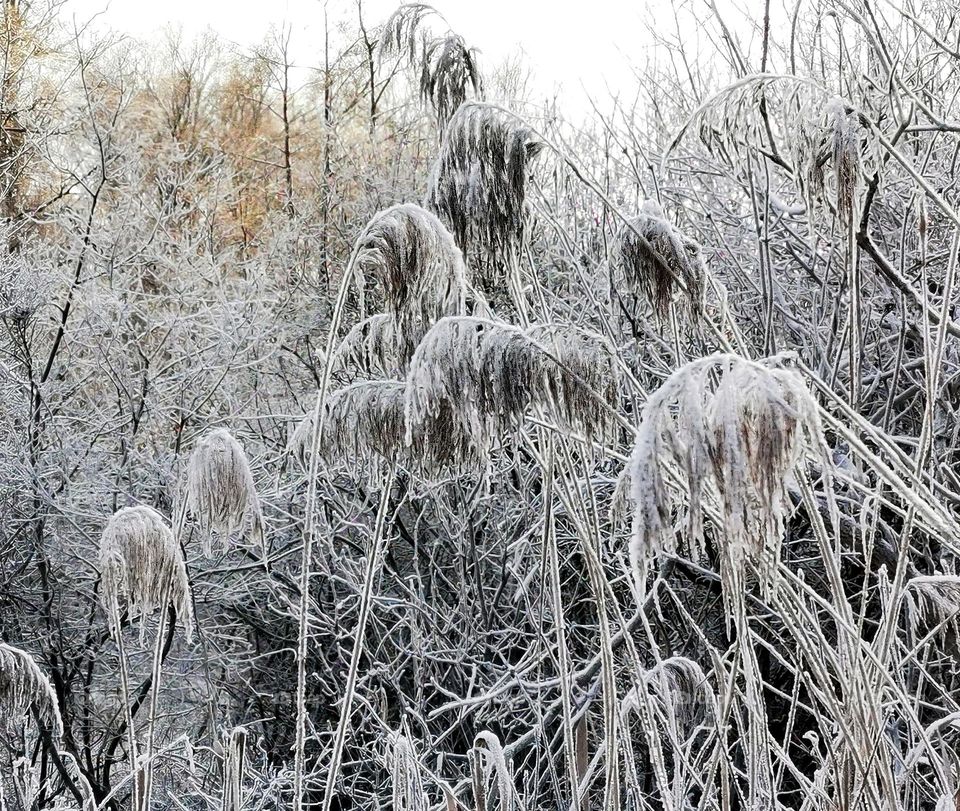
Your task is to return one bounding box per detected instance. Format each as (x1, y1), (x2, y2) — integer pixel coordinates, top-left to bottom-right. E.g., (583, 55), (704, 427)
(3, 1), (960, 809)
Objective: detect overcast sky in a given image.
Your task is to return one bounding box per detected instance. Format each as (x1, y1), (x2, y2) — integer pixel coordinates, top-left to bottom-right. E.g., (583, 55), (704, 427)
(59, 0), (707, 117)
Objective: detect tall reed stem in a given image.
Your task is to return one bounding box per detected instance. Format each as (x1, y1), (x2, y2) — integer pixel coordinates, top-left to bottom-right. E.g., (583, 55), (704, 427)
(319, 465), (397, 811)
(294, 233), (368, 808)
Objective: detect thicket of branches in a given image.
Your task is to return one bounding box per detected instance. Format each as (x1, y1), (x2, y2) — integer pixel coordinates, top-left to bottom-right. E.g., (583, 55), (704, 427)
(4, 0), (960, 810)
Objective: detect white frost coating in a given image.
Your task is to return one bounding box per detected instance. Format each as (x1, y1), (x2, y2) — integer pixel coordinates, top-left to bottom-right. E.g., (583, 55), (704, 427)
(99, 505), (194, 641)
(612, 198), (705, 319)
(186, 428), (264, 556)
(825, 97), (859, 223)
(387, 730), (428, 811)
(355, 203), (469, 365)
(626, 352), (829, 613)
(0, 642), (63, 738)
(404, 316), (618, 470)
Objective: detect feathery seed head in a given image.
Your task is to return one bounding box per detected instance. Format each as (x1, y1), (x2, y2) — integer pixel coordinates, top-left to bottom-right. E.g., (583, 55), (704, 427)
(292, 380), (409, 472)
(826, 97), (859, 224)
(612, 201), (705, 320)
(425, 103), (542, 285)
(332, 314), (401, 380)
(420, 34), (483, 129)
(0, 643), (63, 739)
(186, 428), (264, 556)
(378, 4), (439, 65)
(378, 5), (483, 129)
(905, 576), (960, 637)
(405, 316), (619, 470)
(355, 204), (469, 365)
(626, 352), (827, 614)
(98, 505), (194, 642)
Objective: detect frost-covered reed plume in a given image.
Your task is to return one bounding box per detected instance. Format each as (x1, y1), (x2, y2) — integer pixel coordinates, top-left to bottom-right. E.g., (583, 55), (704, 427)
(0, 642), (63, 738)
(332, 314), (400, 379)
(405, 316), (619, 467)
(626, 352), (828, 609)
(387, 729), (428, 811)
(221, 726), (247, 811)
(635, 656), (716, 738)
(420, 35), (483, 128)
(825, 97), (860, 223)
(378, 4), (483, 129)
(425, 103), (542, 279)
(524, 323), (620, 439)
(470, 731), (517, 811)
(905, 575), (960, 637)
(612, 199), (705, 320)
(804, 97), (860, 224)
(186, 428), (264, 556)
(291, 381), (409, 470)
(98, 505), (193, 640)
(378, 2), (435, 61)
(355, 204), (470, 363)
(622, 657), (718, 803)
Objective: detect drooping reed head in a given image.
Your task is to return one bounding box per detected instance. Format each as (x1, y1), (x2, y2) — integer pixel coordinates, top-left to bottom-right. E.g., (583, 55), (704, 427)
(641, 656), (716, 735)
(825, 97), (859, 224)
(470, 731), (516, 811)
(419, 35), (483, 129)
(404, 316), (500, 466)
(524, 323), (620, 440)
(622, 656), (716, 751)
(612, 200), (705, 320)
(378, 5), (483, 130)
(332, 314), (401, 380)
(98, 505), (194, 641)
(378, 3), (439, 64)
(905, 576), (960, 638)
(405, 316), (619, 468)
(626, 352), (827, 612)
(425, 103), (542, 282)
(186, 428), (264, 556)
(0, 642), (63, 738)
(292, 380), (409, 471)
(355, 204), (469, 364)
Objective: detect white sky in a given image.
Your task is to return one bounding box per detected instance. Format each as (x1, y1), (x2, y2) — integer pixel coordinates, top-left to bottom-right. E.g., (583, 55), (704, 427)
(58, 0), (705, 116)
